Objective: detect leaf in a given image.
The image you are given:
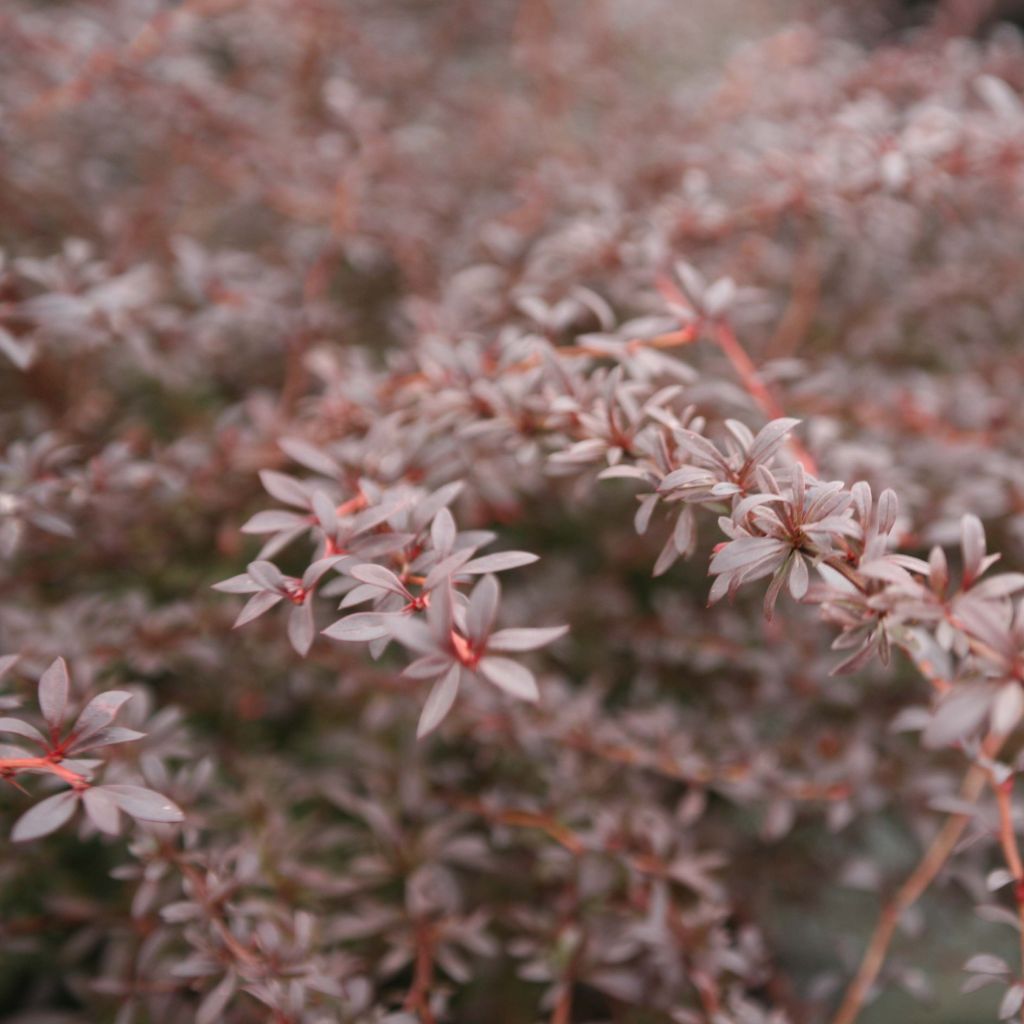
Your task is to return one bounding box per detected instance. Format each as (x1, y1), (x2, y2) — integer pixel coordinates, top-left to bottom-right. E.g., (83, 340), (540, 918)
(247, 560), (285, 591)
(312, 489), (338, 529)
(478, 657), (539, 702)
(423, 549), (474, 589)
(710, 536), (787, 574)
(12, 790), (79, 841)
(746, 418), (801, 466)
(963, 974), (1005, 994)
(597, 464), (650, 481)
(459, 551), (539, 575)
(788, 553), (809, 599)
(288, 600), (315, 657)
(923, 686), (994, 749)
(102, 785), (184, 823)
(67, 725), (146, 755)
(652, 534), (681, 577)
(876, 488), (899, 535)
(417, 664), (461, 739)
(279, 437), (339, 476)
(38, 658), (69, 732)
(340, 582), (382, 608)
(234, 589), (284, 627)
(197, 971), (237, 1024)
(413, 480), (464, 526)
(322, 612), (390, 642)
(431, 508), (456, 555)
(387, 616), (437, 654)
(0, 717), (47, 748)
(0, 327), (37, 370)
(212, 573), (261, 594)
(488, 626), (569, 651)
(302, 555), (344, 588)
(349, 564), (408, 595)
(978, 905), (1023, 932)
(258, 469), (310, 508)
(240, 509), (307, 534)
(965, 954), (1009, 975)
(83, 787), (122, 835)
(962, 514), (986, 585)
(1000, 983), (1024, 1020)
(466, 575), (500, 641)
(987, 870), (1015, 892)
(71, 690), (134, 744)
(672, 508), (695, 556)
(991, 682), (1024, 736)
(404, 654), (452, 679)
(634, 494), (658, 536)
(972, 573), (1024, 600)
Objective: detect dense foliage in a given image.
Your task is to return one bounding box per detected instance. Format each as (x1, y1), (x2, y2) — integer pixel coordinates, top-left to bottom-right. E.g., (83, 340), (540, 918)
(5, 1), (1024, 1022)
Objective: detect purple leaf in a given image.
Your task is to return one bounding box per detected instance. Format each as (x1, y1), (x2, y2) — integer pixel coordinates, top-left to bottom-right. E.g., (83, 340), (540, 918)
(466, 575), (500, 641)
(349, 563), (408, 595)
(417, 664), (461, 738)
(634, 494), (658, 535)
(388, 616), (437, 655)
(1000, 983), (1024, 1020)
(279, 437), (339, 476)
(71, 690), (134, 744)
(424, 549), (474, 589)
(789, 553), (809, 599)
(247, 560), (286, 591)
(38, 658), (69, 732)
(961, 514), (986, 585)
(0, 717), (47, 748)
(431, 508), (456, 555)
(965, 954), (1009, 975)
(488, 626), (568, 652)
(212, 573), (262, 594)
(710, 537), (788, 574)
(83, 787), (122, 835)
(746, 418), (800, 466)
(197, 971), (238, 1024)
(288, 600), (315, 657)
(404, 653), (453, 679)
(923, 686), (994, 749)
(312, 490), (338, 529)
(478, 657), (539, 701)
(258, 469), (310, 508)
(234, 590), (284, 627)
(653, 534), (682, 577)
(302, 555), (345, 588)
(972, 573), (1024, 600)
(12, 790), (80, 841)
(102, 784), (184, 823)
(460, 551), (539, 575)
(67, 725), (146, 755)
(323, 612), (391, 642)
(240, 509), (308, 534)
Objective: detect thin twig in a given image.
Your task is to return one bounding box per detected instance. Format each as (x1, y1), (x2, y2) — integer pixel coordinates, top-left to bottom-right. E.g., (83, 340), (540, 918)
(0, 757), (88, 788)
(830, 746), (996, 1024)
(404, 920), (437, 1024)
(990, 773), (1024, 1022)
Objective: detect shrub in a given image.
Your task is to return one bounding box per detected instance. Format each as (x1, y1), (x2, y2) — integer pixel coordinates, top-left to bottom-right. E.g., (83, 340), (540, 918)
(4, 2), (1024, 1022)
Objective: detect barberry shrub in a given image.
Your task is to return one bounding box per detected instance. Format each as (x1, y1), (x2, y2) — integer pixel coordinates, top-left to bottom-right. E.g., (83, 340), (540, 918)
(4, 1), (1024, 1022)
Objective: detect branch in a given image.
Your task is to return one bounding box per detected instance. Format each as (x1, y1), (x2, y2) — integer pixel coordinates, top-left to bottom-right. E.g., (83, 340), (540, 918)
(0, 756), (88, 789)
(991, 773), (1024, 1023)
(830, 747), (995, 1024)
